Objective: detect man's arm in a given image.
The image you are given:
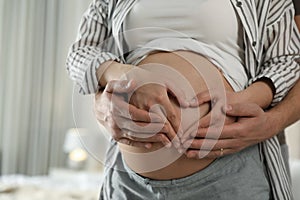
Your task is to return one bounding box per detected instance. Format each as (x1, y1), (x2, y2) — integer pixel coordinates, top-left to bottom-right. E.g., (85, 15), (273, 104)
(266, 12), (300, 133)
(184, 0), (300, 158)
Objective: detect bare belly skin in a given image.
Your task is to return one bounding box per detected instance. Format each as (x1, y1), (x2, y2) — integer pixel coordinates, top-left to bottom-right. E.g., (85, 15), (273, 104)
(119, 50), (234, 180)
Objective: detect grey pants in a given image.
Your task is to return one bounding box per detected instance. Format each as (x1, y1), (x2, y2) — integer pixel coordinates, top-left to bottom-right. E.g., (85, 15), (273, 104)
(100, 145), (271, 200)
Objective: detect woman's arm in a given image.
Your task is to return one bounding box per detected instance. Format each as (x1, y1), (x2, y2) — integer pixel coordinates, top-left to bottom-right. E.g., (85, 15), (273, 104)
(66, 0), (187, 148)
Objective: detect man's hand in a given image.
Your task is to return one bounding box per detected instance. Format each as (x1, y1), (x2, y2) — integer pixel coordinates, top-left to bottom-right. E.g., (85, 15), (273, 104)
(183, 103), (274, 159)
(188, 89), (244, 127)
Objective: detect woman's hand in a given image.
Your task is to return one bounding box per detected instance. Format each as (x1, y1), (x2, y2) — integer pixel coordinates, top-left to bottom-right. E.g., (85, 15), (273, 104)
(128, 82), (183, 147)
(94, 80), (177, 149)
(124, 67), (190, 148)
(183, 103), (272, 159)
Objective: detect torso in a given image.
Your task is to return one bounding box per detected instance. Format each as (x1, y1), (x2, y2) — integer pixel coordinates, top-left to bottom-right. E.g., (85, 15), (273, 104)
(123, 0), (247, 91)
(119, 0), (243, 180)
(119, 50), (234, 180)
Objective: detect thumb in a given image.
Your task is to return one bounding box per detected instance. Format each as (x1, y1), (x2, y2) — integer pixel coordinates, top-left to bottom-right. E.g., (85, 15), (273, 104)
(223, 103), (262, 118)
(105, 80), (135, 93)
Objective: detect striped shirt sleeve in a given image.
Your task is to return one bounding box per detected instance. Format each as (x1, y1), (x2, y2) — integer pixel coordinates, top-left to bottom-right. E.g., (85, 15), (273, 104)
(253, 0), (300, 106)
(66, 0), (120, 94)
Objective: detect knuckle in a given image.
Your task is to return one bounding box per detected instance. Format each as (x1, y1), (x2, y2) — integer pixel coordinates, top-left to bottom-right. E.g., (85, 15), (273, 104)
(145, 101), (153, 109)
(157, 134), (164, 141)
(231, 142), (240, 149)
(155, 93), (165, 103)
(232, 127), (241, 138)
(168, 113), (177, 122)
(162, 124), (169, 133)
(235, 128), (245, 138)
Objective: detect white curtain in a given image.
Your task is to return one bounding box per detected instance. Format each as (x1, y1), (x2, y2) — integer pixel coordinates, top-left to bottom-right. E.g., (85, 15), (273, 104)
(0, 0), (91, 175)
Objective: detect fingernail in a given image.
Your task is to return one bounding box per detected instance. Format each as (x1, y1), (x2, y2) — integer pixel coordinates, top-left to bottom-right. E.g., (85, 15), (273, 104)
(189, 97), (197, 105)
(145, 143), (152, 149)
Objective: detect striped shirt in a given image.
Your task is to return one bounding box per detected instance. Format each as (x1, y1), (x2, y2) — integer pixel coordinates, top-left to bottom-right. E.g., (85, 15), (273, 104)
(66, 0), (300, 199)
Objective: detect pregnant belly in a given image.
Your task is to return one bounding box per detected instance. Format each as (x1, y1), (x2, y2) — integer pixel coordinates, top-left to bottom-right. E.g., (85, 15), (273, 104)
(119, 50), (234, 180)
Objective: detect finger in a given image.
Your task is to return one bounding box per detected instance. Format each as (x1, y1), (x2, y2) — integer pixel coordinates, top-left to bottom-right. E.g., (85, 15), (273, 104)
(101, 120), (125, 142)
(105, 80), (136, 93)
(223, 103), (263, 117)
(198, 98), (227, 127)
(116, 116), (165, 134)
(199, 112), (211, 128)
(118, 138), (153, 149)
(109, 92), (163, 123)
(165, 82), (189, 107)
(219, 123), (245, 139)
(165, 101), (181, 135)
(114, 114), (175, 145)
(120, 132), (172, 148)
(179, 120), (199, 142)
(150, 103), (181, 148)
(153, 92), (182, 136)
(185, 148), (235, 159)
(196, 126), (234, 139)
(183, 138), (238, 150)
(162, 122), (181, 148)
(197, 121), (246, 140)
(114, 100), (164, 123)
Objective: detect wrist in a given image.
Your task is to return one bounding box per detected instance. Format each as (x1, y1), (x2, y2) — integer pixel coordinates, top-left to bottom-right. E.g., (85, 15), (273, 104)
(98, 61), (134, 87)
(235, 90), (251, 104)
(239, 79), (274, 109)
(124, 67), (163, 85)
(265, 109), (285, 137)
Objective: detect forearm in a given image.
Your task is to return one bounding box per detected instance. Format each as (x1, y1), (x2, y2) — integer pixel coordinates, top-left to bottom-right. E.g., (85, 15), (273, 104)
(98, 61), (134, 87)
(237, 78), (274, 109)
(265, 15), (300, 133)
(266, 79), (300, 134)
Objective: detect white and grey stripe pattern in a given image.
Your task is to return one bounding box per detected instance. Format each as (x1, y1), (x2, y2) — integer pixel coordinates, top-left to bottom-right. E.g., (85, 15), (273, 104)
(66, 0), (300, 199)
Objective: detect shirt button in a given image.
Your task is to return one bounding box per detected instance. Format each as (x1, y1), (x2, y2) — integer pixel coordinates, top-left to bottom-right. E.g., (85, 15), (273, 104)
(236, 1), (242, 7)
(252, 41), (257, 47)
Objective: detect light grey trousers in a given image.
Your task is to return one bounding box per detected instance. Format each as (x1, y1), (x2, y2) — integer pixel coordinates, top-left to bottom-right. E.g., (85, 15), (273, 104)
(99, 144), (271, 200)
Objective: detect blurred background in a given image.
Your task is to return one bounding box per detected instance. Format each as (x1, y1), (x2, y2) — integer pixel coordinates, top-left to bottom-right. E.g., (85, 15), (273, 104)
(0, 0), (299, 199)
(0, 0), (109, 199)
